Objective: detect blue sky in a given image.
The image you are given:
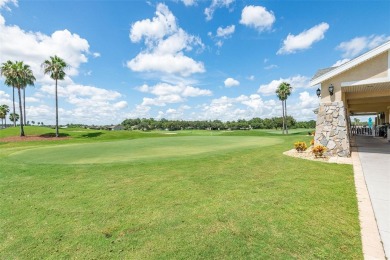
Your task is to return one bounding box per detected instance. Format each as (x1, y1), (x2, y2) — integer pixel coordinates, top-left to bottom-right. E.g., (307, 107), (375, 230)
(0, 0), (389, 125)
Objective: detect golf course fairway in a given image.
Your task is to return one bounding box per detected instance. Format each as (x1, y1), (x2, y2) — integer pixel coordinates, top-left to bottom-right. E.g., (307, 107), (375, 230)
(7, 136), (282, 164)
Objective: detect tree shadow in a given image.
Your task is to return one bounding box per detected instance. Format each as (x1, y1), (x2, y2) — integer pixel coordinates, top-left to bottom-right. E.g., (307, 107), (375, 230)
(40, 133), (70, 138)
(289, 132), (306, 135)
(79, 132), (104, 138)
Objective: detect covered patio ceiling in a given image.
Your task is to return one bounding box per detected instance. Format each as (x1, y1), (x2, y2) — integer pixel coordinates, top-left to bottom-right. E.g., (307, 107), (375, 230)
(342, 82), (390, 114)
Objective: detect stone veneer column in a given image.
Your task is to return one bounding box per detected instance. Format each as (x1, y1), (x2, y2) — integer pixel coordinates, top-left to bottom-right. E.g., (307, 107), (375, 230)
(314, 101), (350, 157)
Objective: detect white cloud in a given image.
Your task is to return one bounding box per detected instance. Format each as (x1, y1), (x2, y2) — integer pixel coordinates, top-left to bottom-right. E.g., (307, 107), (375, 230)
(128, 52), (204, 76)
(332, 58), (350, 67)
(257, 75), (310, 96)
(130, 4), (177, 43)
(155, 105), (191, 120)
(336, 34), (390, 58)
(205, 0), (235, 21)
(200, 91), (318, 122)
(210, 25), (235, 48)
(216, 25), (235, 38)
(181, 0), (196, 6)
(34, 82), (128, 124)
(136, 82), (211, 107)
(182, 86), (212, 97)
(25, 97), (40, 103)
(130, 90), (318, 122)
(224, 77), (240, 87)
(200, 94), (270, 120)
(215, 40), (223, 47)
(93, 52), (101, 58)
(25, 104), (53, 121)
(113, 101), (128, 109)
(136, 82), (211, 97)
(142, 95), (184, 106)
(0, 0), (17, 11)
(264, 64), (278, 70)
(84, 70), (92, 76)
(127, 3), (204, 77)
(40, 83), (121, 101)
(241, 94), (263, 110)
(0, 90), (12, 106)
(25, 98), (129, 125)
(126, 105), (151, 119)
(0, 15), (91, 80)
(277, 22), (329, 55)
(166, 108), (177, 114)
(247, 75), (255, 81)
(288, 91), (319, 121)
(240, 5), (275, 31)
(298, 91), (318, 109)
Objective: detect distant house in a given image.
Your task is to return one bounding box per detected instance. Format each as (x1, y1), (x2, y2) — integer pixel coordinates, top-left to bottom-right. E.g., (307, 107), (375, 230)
(109, 125), (124, 131)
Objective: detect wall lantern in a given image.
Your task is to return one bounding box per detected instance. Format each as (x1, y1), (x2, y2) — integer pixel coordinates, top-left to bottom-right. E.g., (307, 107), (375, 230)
(316, 88), (321, 98)
(328, 84), (334, 96)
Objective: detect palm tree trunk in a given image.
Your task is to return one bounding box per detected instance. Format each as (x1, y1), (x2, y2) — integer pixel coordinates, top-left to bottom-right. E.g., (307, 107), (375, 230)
(285, 100), (288, 134)
(17, 88), (25, 136)
(4, 113), (7, 128)
(12, 87), (16, 127)
(55, 78), (59, 137)
(23, 87), (26, 125)
(282, 100), (285, 134)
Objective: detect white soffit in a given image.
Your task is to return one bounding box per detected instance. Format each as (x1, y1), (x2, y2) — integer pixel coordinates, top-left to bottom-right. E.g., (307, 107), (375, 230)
(341, 77), (390, 87)
(341, 83), (390, 93)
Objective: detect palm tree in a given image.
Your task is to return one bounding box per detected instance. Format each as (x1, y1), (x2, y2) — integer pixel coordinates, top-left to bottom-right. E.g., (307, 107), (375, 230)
(1, 61), (35, 136)
(0, 109), (4, 128)
(42, 55), (67, 137)
(0, 104), (10, 128)
(23, 87), (26, 125)
(1, 61), (17, 127)
(276, 82), (292, 134)
(9, 113), (19, 124)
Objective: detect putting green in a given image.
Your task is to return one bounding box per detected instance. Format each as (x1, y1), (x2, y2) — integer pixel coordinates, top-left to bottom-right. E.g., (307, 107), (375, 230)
(7, 136), (282, 165)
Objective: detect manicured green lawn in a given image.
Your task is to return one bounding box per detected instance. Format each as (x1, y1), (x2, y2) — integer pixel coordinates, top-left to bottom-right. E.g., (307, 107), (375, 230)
(0, 127), (362, 259)
(8, 136), (282, 164)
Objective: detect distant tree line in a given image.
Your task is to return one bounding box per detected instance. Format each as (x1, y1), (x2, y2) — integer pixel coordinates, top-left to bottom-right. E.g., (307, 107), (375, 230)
(121, 117), (316, 131)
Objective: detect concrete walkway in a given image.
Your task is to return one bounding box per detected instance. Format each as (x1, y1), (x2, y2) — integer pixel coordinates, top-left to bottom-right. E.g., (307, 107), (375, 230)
(355, 135), (390, 258)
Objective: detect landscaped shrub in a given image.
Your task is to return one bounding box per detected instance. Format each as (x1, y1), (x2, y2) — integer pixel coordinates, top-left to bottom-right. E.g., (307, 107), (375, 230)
(294, 141), (307, 152)
(310, 139), (315, 146)
(312, 145), (327, 157)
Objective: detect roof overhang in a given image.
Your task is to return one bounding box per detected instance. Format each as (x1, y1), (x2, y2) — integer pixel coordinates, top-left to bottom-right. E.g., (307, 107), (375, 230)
(341, 79), (390, 93)
(310, 41), (390, 86)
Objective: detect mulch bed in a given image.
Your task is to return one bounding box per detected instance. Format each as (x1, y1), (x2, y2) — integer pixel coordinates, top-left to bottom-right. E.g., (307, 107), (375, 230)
(0, 135), (70, 142)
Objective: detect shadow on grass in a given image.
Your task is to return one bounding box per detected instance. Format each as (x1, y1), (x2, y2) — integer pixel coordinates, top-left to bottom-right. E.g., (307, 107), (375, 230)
(79, 132), (104, 138)
(40, 133), (70, 138)
(289, 132), (310, 136)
